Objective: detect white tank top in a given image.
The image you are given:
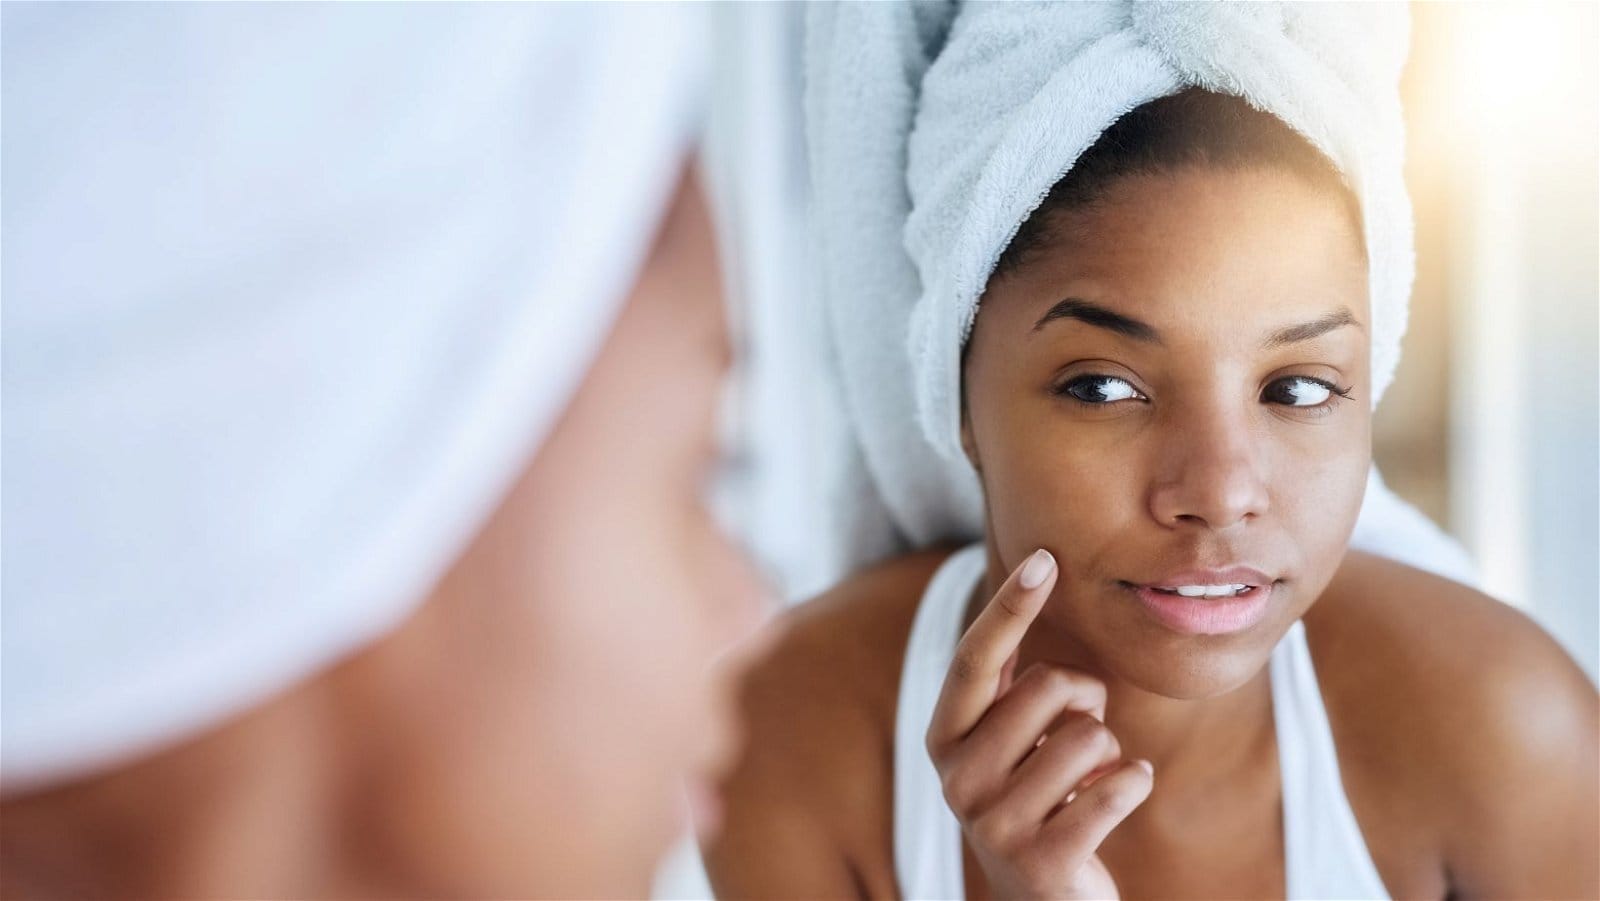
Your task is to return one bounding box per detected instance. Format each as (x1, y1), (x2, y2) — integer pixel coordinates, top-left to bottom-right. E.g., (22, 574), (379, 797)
(893, 543), (1391, 900)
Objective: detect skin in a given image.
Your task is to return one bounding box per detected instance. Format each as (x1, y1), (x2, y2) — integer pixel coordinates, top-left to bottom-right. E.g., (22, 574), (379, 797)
(706, 167), (1599, 899)
(0, 168), (769, 898)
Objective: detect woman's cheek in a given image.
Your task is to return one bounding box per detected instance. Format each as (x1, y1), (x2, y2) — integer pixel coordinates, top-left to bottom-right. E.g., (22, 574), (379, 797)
(987, 424), (1138, 550)
(1269, 431), (1370, 577)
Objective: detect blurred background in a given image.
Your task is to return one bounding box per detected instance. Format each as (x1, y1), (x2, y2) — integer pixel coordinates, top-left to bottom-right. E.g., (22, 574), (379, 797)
(1380, 1), (1597, 679)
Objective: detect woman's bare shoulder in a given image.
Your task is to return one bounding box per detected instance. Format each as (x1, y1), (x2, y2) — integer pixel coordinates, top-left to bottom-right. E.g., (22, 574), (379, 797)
(751, 544), (961, 725)
(1305, 550), (1598, 894)
(1307, 550), (1593, 739)
(704, 546), (961, 898)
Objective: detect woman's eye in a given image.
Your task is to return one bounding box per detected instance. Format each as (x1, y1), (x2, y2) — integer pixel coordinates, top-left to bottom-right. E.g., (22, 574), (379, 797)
(1058, 375), (1143, 404)
(1262, 375), (1348, 407)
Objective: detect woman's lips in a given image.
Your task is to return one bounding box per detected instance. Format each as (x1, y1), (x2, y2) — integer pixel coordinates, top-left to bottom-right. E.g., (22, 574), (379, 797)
(1125, 581), (1274, 635)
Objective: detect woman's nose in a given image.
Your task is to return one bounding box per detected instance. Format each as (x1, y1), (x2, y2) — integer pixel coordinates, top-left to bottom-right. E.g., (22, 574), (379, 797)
(1146, 411), (1270, 531)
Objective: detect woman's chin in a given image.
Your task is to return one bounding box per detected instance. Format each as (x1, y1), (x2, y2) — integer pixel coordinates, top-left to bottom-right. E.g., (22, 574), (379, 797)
(1123, 652), (1269, 700)
(1092, 620), (1289, 700)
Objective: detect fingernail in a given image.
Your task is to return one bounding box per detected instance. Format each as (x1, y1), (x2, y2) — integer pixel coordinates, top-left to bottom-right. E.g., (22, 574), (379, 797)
(1134, 759), (1154, 776)
(1018, 549), (1055, 589)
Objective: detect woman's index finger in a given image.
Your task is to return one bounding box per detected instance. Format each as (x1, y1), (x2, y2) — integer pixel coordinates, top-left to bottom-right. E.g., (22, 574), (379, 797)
(927, 549), (1056, 748)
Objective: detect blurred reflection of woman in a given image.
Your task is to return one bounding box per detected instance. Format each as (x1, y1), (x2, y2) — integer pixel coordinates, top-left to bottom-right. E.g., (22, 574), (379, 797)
(0, 5), (764, 897)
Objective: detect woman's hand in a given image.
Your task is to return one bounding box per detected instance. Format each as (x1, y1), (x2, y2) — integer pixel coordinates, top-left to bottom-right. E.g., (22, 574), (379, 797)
(925, 549), (1154, 900)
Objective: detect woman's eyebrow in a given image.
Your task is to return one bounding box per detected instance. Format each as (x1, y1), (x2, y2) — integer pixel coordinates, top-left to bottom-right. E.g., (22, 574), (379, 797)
(1262, 307), (1364, 348)
(1032, 298), (1160, 343)
(1030, 300), (1363, 348)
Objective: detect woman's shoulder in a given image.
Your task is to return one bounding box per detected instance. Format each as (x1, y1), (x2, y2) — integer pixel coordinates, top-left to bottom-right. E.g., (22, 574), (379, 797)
(1304, 550), (1598, 894)
(704, 545), (963, 897)
(1306, 549), (1594, 751)
(750, 544), (962, 722)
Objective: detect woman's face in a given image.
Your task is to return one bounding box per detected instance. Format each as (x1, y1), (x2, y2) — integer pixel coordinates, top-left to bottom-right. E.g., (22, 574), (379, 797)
(962, 166), (1371, 699)
(350, 171), (767, 897)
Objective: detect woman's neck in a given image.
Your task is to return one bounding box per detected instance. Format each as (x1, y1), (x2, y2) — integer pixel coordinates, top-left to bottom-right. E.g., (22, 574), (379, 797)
(0, 681), (366, 898)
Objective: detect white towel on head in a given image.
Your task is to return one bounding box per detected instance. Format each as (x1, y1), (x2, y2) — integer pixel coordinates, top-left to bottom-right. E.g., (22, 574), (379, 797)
(1, 3), (708, 793)
(807, 0), (1476, 585)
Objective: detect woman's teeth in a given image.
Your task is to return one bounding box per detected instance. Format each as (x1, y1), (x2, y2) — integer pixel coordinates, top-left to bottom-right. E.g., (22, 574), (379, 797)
(1156, 584), (1251, 598)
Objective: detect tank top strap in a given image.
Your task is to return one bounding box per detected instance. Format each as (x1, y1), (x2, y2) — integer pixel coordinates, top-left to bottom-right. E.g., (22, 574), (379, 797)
(1271, 619), (1391, 899)
(893, 542), (986, 900)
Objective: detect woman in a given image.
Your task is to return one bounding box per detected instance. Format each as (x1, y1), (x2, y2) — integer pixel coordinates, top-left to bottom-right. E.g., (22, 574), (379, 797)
(706, 15), (1597, 900)
(1, 5), (762, 897)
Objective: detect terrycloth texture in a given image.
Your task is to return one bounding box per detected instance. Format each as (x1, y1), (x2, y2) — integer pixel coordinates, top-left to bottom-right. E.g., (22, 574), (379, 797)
(1, 4), (707, 792)
(808, 1), (1475, 586)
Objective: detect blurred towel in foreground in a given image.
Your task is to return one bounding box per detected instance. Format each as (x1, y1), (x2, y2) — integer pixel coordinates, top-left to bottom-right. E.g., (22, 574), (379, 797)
(1, 3), (704, 792)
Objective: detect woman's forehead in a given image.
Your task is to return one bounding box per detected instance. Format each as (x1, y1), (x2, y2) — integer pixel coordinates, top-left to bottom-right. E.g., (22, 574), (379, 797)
(985, 167), (1370, 338)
